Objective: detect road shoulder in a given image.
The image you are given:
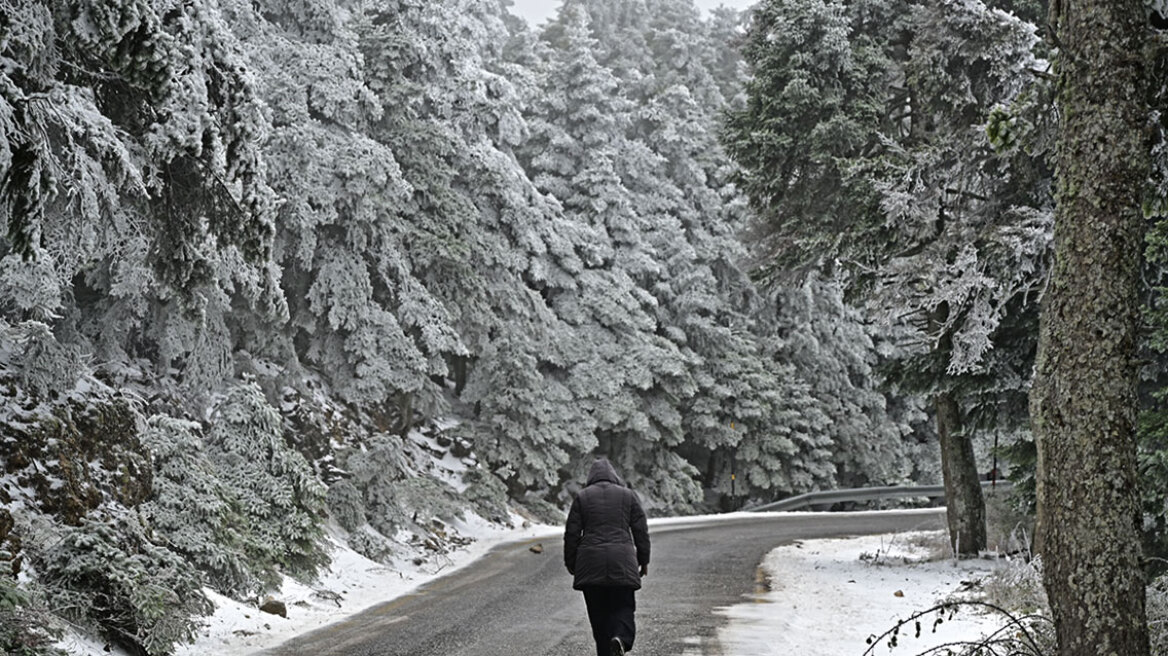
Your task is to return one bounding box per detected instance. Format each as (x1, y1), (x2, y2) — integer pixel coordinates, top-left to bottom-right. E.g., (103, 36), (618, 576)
(716, 531), (1004, 655)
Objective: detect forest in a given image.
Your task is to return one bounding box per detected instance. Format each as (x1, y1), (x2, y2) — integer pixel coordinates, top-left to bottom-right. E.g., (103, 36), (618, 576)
(1, 0), (1166, 654)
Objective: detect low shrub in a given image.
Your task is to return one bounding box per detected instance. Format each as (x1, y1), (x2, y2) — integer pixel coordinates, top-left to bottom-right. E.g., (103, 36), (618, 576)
(25, 513), (211, 656)
(326, 479), (367, 533)
(863, 601), (1053, 656)
(347, 528), (396, 564)
(206, 382), (330, 589)
(982, 556), (1048, 616)
(141, 415), (254, 596)
(1148, 574), (1168, 655)
(0, 576), (66, 656)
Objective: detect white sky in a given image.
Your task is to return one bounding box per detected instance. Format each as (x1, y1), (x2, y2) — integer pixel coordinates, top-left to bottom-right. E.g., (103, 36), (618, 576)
(509, 0), (758, 27)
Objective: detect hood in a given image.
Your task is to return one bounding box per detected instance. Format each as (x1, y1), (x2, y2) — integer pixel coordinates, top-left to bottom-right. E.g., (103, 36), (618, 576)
(586, 458), (624, 487)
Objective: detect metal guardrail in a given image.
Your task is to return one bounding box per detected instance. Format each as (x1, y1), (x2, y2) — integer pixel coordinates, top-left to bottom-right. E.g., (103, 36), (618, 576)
(745, 480), (1014, 513)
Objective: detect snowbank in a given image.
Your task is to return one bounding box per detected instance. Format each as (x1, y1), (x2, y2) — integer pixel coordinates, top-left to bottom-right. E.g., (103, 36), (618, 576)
(178, 514), (558, 656)
(716, 531), (1003, 656)
(55, 513), (559, 656)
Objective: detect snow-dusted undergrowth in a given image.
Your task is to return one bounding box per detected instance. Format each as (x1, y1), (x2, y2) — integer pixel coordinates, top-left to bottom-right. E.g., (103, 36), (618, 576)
(179, 514), (558, 656)
(49, 514), (557, 656)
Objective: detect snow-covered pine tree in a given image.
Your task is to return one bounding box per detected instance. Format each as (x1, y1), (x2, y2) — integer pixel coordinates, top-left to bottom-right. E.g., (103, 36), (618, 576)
(0, 5), (321, 645)
(351, 0), (604, 494)
(725, 0), (1050, 550)
(704, 6), (751, 111)
(627, 2), (834, 500)
(140, 415), (254, 596)
(205, 381), (328, 588)
(534, 0), (839, 504)
(461, 332), (597, 492)
(1, 0), (284, 412)
(231, 0), (445, 418)
(521, 4), (717, 508)
(770, 273), (929, 487)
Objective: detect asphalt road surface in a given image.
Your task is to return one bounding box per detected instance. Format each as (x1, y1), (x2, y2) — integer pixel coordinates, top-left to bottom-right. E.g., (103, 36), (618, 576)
(258, 509), (945, 656)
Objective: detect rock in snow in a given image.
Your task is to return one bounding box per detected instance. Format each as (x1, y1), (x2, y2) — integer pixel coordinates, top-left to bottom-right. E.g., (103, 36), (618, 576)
(259, 598), (288, 619)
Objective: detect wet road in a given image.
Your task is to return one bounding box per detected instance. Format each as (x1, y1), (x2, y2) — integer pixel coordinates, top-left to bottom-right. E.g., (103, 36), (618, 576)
(258, 509), (945, 656)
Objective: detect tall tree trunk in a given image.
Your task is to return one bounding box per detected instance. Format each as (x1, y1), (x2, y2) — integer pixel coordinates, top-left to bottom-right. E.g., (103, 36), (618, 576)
(397, 392), (414, 438)
(452, 355), (469, 395)
(935, 391), (985, 555)
(1030, 0), (1150, 653)
(932, 305), (987, 556)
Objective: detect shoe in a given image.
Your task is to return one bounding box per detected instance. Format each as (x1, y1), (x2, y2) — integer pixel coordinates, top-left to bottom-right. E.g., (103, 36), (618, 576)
(610, 637), (626, 656)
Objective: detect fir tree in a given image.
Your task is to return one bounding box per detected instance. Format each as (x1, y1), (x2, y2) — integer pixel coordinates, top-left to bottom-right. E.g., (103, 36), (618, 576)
(725, 0), (1049, 550)
(205, 381), (329, 588)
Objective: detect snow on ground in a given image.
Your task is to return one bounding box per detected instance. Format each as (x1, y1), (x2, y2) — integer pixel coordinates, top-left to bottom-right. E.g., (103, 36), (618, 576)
(53, 630), (116, 656)
(56, 511), (1008, 656)
(55, 512), (560, 656)
(175, 514), (559, 656)
(716, 530), (1004, 656)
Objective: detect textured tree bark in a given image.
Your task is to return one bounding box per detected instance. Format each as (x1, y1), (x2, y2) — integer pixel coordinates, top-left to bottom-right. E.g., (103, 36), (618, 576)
(397, 392), (415, 438)
(935, 391), (986, 555)
(931, 305), (987, 556)
(1030, 0), (1150, 653)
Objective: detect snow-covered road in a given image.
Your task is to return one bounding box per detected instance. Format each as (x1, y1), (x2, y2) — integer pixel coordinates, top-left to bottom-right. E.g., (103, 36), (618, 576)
(253, 509), (950, 656)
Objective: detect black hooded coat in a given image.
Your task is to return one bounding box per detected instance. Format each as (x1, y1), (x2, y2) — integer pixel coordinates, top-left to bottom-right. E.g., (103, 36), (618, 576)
(563, 459), (651, 590)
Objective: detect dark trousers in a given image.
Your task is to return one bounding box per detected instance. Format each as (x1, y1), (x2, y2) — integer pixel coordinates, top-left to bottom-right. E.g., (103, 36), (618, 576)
(582, 587), (636, 656)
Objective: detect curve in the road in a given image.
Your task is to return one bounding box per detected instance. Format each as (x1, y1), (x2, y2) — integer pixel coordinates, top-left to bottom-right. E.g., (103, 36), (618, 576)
(258, 509), (945, 656)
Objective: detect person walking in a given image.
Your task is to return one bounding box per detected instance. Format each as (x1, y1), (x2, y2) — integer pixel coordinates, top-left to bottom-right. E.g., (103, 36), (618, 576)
(564, 458), (651, 656)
